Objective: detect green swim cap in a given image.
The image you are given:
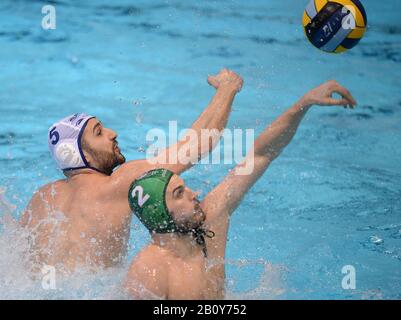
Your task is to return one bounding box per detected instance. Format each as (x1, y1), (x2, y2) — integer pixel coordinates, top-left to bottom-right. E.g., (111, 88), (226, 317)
(128, 168), (178, 233)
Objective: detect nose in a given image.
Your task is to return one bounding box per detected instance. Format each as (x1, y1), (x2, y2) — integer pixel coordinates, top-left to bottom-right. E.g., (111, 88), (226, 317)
(106, 128), (117, 140)
(191, 191), (200, 201)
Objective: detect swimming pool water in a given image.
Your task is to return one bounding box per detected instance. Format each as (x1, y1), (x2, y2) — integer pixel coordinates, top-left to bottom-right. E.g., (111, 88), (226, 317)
(0, 0), (400, 299)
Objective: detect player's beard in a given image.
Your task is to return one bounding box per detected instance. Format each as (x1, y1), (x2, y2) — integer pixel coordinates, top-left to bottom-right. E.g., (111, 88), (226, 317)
(176, 205), (213, 256)
(178, 202), (206, 232)
(89, 145), (125, 175)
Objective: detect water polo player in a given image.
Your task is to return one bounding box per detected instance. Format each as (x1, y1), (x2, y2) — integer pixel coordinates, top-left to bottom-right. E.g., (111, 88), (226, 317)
(19, 69), (244, 274)
(124, 80), (356, 299)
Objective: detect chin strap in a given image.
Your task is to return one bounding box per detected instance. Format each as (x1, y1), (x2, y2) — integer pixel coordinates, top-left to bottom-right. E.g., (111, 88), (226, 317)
(87, 165), (110, 175)
(188, 227), (215, 258)
(63, 165), (110, 176)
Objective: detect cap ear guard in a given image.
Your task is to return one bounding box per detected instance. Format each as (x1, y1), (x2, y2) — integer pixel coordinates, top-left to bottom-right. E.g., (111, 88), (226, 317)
(54, 139), (83, 168)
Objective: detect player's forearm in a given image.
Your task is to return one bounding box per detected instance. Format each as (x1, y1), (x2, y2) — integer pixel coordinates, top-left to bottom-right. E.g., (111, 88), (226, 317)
(204, 99), (312, 217)
(190, 84), (237, 154)
(221, 99), (312, 205)
(253, 99), (311, 160)
(159, 85), (237, 172)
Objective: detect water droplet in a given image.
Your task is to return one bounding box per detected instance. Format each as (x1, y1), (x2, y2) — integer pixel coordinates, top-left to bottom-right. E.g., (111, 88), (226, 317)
(369, 235), (383, 245)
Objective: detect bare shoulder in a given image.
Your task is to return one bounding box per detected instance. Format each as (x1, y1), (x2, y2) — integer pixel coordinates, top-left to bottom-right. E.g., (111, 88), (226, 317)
(26, 179), (66, 205)
(125, 244), (169, 299)
(128, 244), (168, 273)
(111, 159), (152, 181)
(20, 180), (66, 226)
(36, 179), (66, 193)
(109, 159), (170, 202)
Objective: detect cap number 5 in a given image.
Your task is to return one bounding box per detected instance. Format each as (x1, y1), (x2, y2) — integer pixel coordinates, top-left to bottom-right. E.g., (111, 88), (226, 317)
(49, 126), (60, 145)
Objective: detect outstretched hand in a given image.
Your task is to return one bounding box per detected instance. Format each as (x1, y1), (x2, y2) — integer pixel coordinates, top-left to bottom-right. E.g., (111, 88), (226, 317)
(207, 68), (243, 92)
(301, 80), (357, 108)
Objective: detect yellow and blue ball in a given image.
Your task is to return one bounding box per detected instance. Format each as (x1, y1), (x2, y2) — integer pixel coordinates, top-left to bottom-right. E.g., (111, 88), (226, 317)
(302, 0), (367, 53)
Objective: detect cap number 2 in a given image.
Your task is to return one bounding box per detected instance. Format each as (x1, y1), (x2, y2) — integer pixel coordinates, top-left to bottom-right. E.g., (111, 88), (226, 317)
(131, 186), (150, 207)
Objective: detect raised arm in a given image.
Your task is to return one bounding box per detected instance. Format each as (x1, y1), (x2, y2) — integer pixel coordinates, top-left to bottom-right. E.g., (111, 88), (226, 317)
(110, 69), (242, 211)
(202, 81), (356, 257)
(203, 80), (357, 222)
(149, 68), (243, 174)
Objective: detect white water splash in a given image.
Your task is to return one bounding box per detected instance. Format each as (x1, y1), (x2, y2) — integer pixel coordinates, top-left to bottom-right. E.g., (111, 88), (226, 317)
(0, 188), (286, 299)
(0, 188), (128, 299)
(0, 219), (130, 299)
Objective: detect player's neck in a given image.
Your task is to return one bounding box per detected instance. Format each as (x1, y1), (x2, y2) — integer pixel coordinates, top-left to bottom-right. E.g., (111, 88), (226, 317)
(152, 233), (202, 259)
(64, 168), (106, 179)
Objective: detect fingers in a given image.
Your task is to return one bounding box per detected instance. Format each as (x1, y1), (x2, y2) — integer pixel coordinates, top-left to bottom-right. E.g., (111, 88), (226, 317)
(324, 98), (355, 108)
(216, 67), (229, 76)
(327, 80), (357, 106)
(207, 75), (219, 88)
(333, 86), (357, 106)
(211, 69), (241, 81)
(208, 68), (243, 92)
(237, 79), (244, 92)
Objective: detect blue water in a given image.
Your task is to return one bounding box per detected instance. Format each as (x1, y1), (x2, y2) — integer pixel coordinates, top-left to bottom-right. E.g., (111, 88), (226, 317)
(0, 0), (400, 299)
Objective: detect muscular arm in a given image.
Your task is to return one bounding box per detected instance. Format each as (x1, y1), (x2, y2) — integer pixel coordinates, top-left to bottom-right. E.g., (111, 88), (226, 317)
(203, 100), (311, 222)
(111, 69), (243, 203)
(201, 99), (312, 277)
(202, 80), (357, 261)
(150, 83), (238, 174)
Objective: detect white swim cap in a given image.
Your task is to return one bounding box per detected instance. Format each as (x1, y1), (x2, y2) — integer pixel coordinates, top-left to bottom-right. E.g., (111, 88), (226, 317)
(48, 113), (95, 171)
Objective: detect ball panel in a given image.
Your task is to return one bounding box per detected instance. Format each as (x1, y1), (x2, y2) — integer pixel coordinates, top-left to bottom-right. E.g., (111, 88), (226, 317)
(330, 0), (366, 27)
(340, 36), (361, 49)
(320, 20), (352, 52)
(347, 0), (367, 25)
(313, 5), (350, 49)
(306, 0), (318, 20)
(348, 26), (365, 39)
(334, 45), (348, 53)
(315, 0), (329, 12)
(302, 10), (312, 27)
